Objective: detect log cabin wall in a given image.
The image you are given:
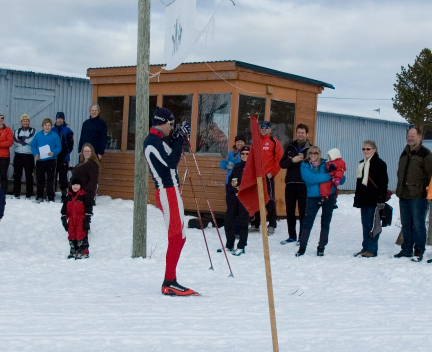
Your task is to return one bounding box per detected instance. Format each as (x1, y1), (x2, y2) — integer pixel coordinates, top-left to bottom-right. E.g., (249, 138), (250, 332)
(87, 61), (332, 217)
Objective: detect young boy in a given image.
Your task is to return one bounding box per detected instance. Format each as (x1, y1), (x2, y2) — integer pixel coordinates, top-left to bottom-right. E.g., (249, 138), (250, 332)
(320, 148), (346, 203)
(61, 176), (93, 259)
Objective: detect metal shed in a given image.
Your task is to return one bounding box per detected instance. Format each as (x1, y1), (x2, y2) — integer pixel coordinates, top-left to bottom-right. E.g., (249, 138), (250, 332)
(315, 111), (409, 191)
(0, 66), (92, 168)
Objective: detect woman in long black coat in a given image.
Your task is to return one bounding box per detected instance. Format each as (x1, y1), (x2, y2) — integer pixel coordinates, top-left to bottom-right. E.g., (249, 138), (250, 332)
(72, 143), (100, 202)
(353, 140), (388, 257)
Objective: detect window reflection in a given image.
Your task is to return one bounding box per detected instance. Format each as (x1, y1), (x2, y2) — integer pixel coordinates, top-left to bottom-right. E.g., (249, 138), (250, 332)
(163, 95), (193, 151)
(196, 93), (231, 154)
(270, 99), (295, 151)
(237, 94), (266, 144)
(98, 96), (124, 150)
(127, 95), (157, 150)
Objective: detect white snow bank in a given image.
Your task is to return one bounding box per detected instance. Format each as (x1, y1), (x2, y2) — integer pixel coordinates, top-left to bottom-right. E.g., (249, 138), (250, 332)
(0, 194), (431, 351)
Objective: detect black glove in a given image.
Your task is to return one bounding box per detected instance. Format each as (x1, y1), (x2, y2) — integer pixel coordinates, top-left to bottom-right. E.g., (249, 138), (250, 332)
(83, 215), (91, 231)
(61, 217), (68, 232)
(327, 164), (337, 173)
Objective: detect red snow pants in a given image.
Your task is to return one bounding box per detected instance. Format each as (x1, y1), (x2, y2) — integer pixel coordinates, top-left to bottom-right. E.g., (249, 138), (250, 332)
(155, 186), (186, 281)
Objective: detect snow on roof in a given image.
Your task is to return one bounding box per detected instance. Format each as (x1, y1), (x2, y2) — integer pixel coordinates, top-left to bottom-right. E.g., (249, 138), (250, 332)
(0, 63), (88, 80)
(317, 104), (408, 124)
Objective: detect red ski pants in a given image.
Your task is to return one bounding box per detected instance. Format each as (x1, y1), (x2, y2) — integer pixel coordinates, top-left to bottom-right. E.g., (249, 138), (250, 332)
(67, 215), (86, 241)
(155, 187), (186, 281)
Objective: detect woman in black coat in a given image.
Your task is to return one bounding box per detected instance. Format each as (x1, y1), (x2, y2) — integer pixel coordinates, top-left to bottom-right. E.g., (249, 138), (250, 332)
(72, 143), (100, 202)
(353, 140), (388, 257)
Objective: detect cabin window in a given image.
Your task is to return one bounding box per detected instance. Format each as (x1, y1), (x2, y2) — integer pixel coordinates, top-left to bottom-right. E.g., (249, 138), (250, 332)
(127, 95), (158, 150)
(196, 93), (231, 154)
(162, 95), (193, 151)
(270, 99), (295, 151)
(98, 96), (124, 150)
(237, 94), (266, 144)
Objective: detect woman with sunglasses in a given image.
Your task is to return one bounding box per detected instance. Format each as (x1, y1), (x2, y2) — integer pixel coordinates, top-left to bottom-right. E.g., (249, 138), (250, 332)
(296, 146), (345, 257)
(353, 140), (388, 257)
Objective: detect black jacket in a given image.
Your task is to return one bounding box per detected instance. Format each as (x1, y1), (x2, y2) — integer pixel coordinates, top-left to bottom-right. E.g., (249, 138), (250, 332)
(72, 160), (100, 199)
(78, 117), (108, 156)
(279, 140), (311, 184)
(227, 161), (246, 196)
(353, 153), (388, 208)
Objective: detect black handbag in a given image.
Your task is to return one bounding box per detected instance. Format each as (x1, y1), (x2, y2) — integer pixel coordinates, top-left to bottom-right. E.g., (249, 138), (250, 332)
(380, 203), (393, 227)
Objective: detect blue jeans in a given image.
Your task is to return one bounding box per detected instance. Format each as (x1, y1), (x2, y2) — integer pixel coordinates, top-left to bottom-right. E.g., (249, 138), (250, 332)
(299, 193), (336, 248)
(361, 206), (380, 255)
(400, 198), (428, 255)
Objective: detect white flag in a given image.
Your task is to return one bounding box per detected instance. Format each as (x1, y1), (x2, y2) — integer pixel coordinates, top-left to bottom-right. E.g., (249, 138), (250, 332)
(164, 0), (202, 71)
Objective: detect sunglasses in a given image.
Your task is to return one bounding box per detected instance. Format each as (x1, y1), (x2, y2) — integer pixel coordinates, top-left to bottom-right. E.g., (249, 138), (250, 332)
(309, 152), (319, 155)
(241, 152), (249, 155)
(169, 121), (174, 126)
(362, 148), (372, 151)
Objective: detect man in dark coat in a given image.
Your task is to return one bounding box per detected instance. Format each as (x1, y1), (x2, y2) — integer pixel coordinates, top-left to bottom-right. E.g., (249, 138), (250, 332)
(51, 112), (74, 201)
(279, 124), (311, 244)
(394, 127), (432, 262)
(78, 104), (107, 160)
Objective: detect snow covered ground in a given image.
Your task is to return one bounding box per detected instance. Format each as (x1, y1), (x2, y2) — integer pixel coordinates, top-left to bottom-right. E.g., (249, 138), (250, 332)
(0, 194), (431, 352)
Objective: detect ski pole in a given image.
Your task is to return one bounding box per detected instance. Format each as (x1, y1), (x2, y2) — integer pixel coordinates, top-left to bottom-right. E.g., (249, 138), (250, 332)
(182, 151), (214, 270)
(184, 135), (234, 278)
(179, 169), (187, 195)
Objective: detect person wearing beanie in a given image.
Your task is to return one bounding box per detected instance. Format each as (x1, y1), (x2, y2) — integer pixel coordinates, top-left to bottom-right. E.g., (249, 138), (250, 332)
(223, 145), (251, 256)
(78, 103), (107, 160)
(13, 114), (36, 199)
(60, 175), (93, 259)
(220, 135), (246, 199)
(31, 118), (62, 203)
(279, 123), (311, 244)
(143, 107), (197, 296)
(51, 112), (74, 201)
(0, 113), (13, 194)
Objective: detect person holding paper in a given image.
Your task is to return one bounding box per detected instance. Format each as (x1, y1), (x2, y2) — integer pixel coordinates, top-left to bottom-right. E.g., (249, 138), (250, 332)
(31, 118), (62, 203)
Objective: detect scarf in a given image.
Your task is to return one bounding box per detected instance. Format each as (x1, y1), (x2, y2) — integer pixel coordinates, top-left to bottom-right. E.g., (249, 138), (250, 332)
(356, 157), (371, 186)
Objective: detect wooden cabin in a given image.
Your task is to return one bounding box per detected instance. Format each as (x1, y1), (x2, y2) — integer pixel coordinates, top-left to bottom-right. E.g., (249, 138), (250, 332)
(87, 61), (334, 217)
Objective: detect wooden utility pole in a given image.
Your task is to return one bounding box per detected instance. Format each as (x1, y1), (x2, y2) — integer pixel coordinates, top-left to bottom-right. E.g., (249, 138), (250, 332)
(428, 202), (432, 245)
(132, 0), (150, 258)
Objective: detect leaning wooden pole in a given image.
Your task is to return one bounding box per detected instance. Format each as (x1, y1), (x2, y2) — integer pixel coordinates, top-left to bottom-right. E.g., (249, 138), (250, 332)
(132, 0), (150, 258)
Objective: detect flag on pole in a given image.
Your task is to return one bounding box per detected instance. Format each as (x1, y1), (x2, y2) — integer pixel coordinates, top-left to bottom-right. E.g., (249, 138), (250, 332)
(237, 115), (269, 216)
(164, 0), (202, 71)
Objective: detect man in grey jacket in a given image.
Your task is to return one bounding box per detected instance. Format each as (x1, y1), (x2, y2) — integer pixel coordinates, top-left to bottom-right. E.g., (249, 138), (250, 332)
(13, 114), (36, 199)
(395, 127), (432, 262)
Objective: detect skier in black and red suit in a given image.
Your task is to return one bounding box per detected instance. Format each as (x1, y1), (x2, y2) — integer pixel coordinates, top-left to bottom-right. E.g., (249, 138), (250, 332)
(143, 107), (197, 296)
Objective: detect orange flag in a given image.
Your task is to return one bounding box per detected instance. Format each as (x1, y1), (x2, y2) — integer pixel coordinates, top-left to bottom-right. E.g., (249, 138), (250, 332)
(237, 115), (269, 216)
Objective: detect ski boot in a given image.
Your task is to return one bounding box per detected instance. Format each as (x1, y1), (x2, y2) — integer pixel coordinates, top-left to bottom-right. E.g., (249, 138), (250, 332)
(161, 279), (200, 296)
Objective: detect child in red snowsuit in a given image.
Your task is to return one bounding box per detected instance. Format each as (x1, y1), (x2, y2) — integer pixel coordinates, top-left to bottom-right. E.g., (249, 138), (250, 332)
(320, 148), (346, 202)
(61, 176), (93, 259)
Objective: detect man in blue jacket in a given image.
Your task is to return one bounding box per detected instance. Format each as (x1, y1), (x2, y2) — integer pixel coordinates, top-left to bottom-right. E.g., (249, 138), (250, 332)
(31, 118), (62, 203)
(78, 103), (107, 160)
(52, 112), (74, 201)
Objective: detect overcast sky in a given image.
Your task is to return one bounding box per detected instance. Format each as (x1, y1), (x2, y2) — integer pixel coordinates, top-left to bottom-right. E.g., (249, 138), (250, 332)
(1, 0), (431, 122)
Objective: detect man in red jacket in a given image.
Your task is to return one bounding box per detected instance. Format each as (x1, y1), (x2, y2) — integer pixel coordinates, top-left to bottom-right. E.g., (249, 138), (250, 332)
(250, 121), (283, 234)
(0, 113), (13, 194)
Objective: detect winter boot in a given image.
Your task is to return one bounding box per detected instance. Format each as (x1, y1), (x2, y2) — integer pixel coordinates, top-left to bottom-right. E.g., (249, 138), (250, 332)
(353, 251), (365, 257)
(411, 248), (423, 262)
(394, 250), (413, 258)
(280, 238), (296, 245)
(161, 279), (200, 296)
(295, 246), (306, 257)
(317, 246), (325, 256)
(427, 259), (432, 264)
(232, 248), (245, 256)
(67, 240), (77, 259)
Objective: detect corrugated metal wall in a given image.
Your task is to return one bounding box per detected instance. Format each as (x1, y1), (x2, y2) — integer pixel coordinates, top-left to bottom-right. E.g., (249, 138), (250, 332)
(315, 112), (409, 191)
(0, 68), (92, 167)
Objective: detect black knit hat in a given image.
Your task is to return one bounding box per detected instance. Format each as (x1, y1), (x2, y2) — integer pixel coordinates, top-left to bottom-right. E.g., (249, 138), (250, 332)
(235, 135), (246, 142)
(56, 112), (65, 120)
(152, 107), (175, 126)
(240, 146), (251, 153)
(70, 176), (82, 187)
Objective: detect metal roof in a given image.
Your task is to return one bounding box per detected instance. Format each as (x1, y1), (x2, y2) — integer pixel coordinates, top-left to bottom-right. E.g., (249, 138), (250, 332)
(0, 64), (88, 80)
(88, 60), (334, 89)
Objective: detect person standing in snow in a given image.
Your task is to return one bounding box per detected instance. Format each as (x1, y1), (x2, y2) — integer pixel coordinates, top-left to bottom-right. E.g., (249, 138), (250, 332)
(0, 113), (14, 194)
(78, 103), (107, 160)
(223, 146), (251, 256)
(51, 112), (74, 202)
(31, 118), (62, 203)
(279, 124), (311, 244)
(296, 146), (345, 257)
(12, 114), (36, 199)
(61, 176), (93, 259)
(394, 127), (432, 262)
(144, 107), (197, 296)
(353, 140), (388, 258)
(249, 121), (283, 235)
(72, 143), (100, 205)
